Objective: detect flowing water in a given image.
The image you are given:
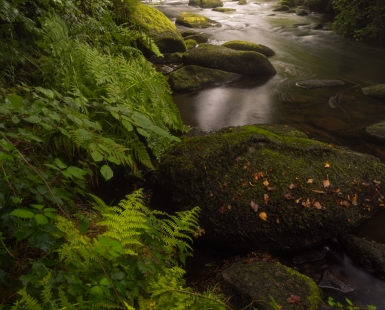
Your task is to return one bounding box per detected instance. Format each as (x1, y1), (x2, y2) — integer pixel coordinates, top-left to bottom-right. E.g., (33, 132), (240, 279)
(152, 0), (385, 307)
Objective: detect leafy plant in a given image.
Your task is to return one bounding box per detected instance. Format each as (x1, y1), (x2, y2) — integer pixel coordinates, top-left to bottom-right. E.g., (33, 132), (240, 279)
(328, 297), (377, 310)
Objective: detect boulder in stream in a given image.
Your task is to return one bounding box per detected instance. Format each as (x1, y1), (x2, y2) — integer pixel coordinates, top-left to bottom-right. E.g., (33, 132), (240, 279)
(168, 65), (241, 91)
(217, 261), (322, 310)
(184, 34), (209, 44)
(182, 44), (277, 75)
(130, 3), (186, 54)
(176, 12), (222, 28)
(273, 5), (290, 11)
(188, 0), (224, 8)
(222, 40), (275, 57)
(154, 124), (385, 253)
(362, 84), (385, 99)
(339, 234), (385, 279)
(184, 39), (197, 50)
(365, 120), (385, 140)
(212, 7), (236, 12)
(296, 79), (345, 89)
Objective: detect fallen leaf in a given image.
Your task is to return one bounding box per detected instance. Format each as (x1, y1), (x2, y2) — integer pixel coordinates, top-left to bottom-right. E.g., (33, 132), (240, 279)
(323, 179), (330, 188)
(264, 194), (269, 205)
(288, 183), (296, 189)
(324, 162), (331, 168)
(220, 206), (226, 214)
(312, 189), (326, 194)
(313, 201), (322, 209)
(307, 179), (314, 184)
(227, 205), (232, 210)
(302, 198), (311, 208)
(252, 172), (265, 180)
(267, 186), (276, 191)
(287, 295), (301, 304)
(340, 201), (350, 207)
(284, 193), (295, 200)
(259, 212), (267, 221)
(250, 201), (259, 212)
(276, 218), (280, 224)
(295, 198), (302, 203)
(352, 195), (358, 206)
(263, 180), (269, 187)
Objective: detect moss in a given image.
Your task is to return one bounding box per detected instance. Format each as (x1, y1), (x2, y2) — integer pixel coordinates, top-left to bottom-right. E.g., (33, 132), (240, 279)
(222, 40), (275, 57)
(362, 84), (385, 99)
(184, 39), (197, 50)
(130, 3), (186, 53)
(182, 44), (277, 75)
(238, 0), (247, 4)
(175, 12), (222, 28)
(273, 5), (290, 11)
(168, 65), (241, 91)
(184, 34), (209, 44)
(154, 125), (385, 253)
(149, 52), (183, 64)
(218, 261), (322, 309)
(180, 30), (200, 38)
(188, 0), (224, 8)
(212, 7), (236, 12)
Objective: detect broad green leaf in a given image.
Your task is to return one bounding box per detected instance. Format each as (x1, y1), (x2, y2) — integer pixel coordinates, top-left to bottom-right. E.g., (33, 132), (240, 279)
(54, 158), (67, 169)
(43, 208), (56, 213)
(91, 151), (103, 162)
(44, 213), (57, 220)
(23, 116), (42, 124)
(34, 214), (48, 225)
(100, 278), (110, 286)
(67, 115), (83, 126)
(0, 139), (14, 151)
(122, 120), (133, 132)
(98, 236), (111, 246)
(30, 204), (44, 210)
(90, 286), (103, 302)
(80, 218), (89, 235)
(35, 87), (55, 99)
(7, 94), (23, 108)
(11, 115), (20, 124)
(0, 151), (14, 162)
(66, 166), (87, 179)
(17, 128), (44, 142)
(136, 128), (150, 137)
(110, 271), (125, 280)
(58, 127), (71, 138)
(10, 209), (35, 218)
(45, 163), (60, 170)
(12, 197), (22, 204)
(107, 156), (120, 165)
(100, 165), (113, 181)
(76, 128), (92, 143)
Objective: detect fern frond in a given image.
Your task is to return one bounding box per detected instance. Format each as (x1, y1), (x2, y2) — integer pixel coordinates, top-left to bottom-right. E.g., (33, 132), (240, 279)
(11, 288), (44, 310)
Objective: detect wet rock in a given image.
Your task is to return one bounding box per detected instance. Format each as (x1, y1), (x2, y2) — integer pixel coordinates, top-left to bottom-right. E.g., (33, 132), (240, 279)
(287, 9), (296, 13)
(184, 34), (209, 44)
(339, 234), (385, 278)
(188, 0), (224, 8)
(184, 39), (197, 50)
(273, 5), (290, 11)
(130, 3), (186, 54)
(182, 44), (276, 75)
(296, 79), (345, 89)
(168, 65), (241, 92)
(313, 23), (324, 30)
(293, 247), (329, 264)
(149, 52), (183, 64)
(222, 40), (275, 57)
(238, 0), (247, 5)
(160, 65), (174, 75)
(180, 30), (200, 38)
(154, 125), (385, 253)
(366, 120), (385, 140)
(176, 12), (222, 28)
(318, 270), (354, 293)
(362, 84), (385, 99)
(217, 261), (322, 310)
(296, 9), (309, 16)
(212, 7), (236, 12)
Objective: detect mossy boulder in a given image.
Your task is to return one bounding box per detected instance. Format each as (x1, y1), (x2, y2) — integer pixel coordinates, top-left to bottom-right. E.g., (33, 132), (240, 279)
(238, 0), (247, 5)
(339, 234), (385, 279)
(365, 120), (385, 140)
(218, 261), (322, 309)
(296, 9), (309, 15)
(149, 52), (183, 64)
(176, 12), (222, 28)
(184, 34), (209, 44)
(130, 3), (186, 54)
(273, 5), (290, 11)
(222, 40), (275, 57)
(362, 84), (385, 99)
(212, 7), (236, 12)
(168, 65), (241, 91)
(296, 79), (345, 89)
(182, 44), (276, 75)
(154, 125), (385, 252)
(184, 39), (197, 50)
(188, 0), (224, 8)
(181, 30), (200, 38)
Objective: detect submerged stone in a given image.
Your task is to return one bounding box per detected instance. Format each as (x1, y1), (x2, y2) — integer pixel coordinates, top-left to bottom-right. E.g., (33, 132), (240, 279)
(362, 84), (385, 99)
(365, 120), (385, 140)
(212, 7), (236, 12)
(318, 270), (354, 293)
(218, 261), (322, 310)
(296, 79), (345, 89)
(168, 65), (241, 91)
(188, 0), (224, 8)
(154, 125), (385, 252)
(130, 3), (186, 54)
(176, 12), (222, 28)
(182, 44), (276, 75)
(339, 234), (385, 279)
(222, 40), (275, 57)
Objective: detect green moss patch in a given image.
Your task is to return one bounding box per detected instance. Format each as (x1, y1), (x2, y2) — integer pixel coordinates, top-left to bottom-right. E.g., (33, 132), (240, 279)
(184, 39), (197, 50)
(149, 52), (183, 64)
(154, 125), (385, 253)
(176, 12), (222, 28)
(366, 120), (385, 140)
(212, 7), (236, 12)
(184, 34), (209, 43)
(188, 0), (224, 8)
(222, 40), (275, 57)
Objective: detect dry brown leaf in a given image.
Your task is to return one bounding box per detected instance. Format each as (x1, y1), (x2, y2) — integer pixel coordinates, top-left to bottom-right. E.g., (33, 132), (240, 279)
(307, 179), (314, 184)
(250, 201), (259, 212)
(287, 295), (301, 304)
(352, 195), (358, 206)
(324, 162), (331, 168)
(227, 205), (232, 210)
(276, 218), (280, 224)
(252, 172), (265, 180)
(340, 201), (350, 207)
(312, 189), (326, 194)
(259, 212), (267, 221)
(263, 180), (269, 187)
(288, 183), (296, 189)
(323, 179), (330, 188)
(302, 198), (311, 208)
(284, 193), (295, 200)
(220, 206), (226, 214)
(313, 201), (322, 209)
(264, 194), (269, 205)
(295, 198), (302, 203)
(267, 187), (276, 191)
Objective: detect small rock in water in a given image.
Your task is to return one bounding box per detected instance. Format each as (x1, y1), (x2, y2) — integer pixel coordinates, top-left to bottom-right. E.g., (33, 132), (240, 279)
(160, 65), (174, 75)
(293, 246), (329, 264)
(318, 269), (354, 293)
(296, 79), (345, 89)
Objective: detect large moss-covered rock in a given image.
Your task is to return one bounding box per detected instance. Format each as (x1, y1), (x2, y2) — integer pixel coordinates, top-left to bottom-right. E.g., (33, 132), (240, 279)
(130, 3), (186, 53)
(362, 84), (385, 99)
(176, 12), (222, 28)
(189, 0), (224, 8)
(154, 125), (385, 252)
(182, 44), (276, 75)
(222, 40), (275, 57)
(218, 261), (322, 309)
(339, 234), (385, 279)
(149, 52), (183, 64)
(168, 65), (241, 91)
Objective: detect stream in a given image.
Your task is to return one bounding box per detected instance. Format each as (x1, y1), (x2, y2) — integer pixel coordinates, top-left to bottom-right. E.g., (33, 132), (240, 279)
(151, 0), (385, 307)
